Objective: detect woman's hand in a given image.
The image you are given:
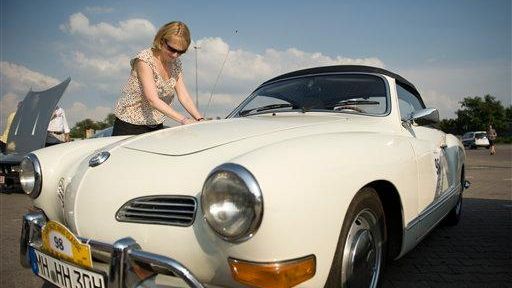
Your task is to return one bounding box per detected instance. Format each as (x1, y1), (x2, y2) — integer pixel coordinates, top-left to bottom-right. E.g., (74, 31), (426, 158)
(184, 118), (196, 125)
(179, 117), (196, 125)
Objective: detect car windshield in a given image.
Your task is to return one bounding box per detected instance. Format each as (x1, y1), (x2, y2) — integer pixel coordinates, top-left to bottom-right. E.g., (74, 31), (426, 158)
(230, 74), (389, 117)
(475, 132), (487, 139)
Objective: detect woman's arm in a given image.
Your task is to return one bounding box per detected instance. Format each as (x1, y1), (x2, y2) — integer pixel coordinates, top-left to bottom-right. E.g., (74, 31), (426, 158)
(135, 60), (191, 124)
(175, 76), (204, 120)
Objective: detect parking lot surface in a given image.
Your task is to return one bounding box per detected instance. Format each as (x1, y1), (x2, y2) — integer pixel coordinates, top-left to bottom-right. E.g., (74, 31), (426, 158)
(1, 145), (511, 287)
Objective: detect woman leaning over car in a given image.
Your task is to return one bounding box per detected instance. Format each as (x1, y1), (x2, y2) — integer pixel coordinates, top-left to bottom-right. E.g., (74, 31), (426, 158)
(112, 21), (204, 136)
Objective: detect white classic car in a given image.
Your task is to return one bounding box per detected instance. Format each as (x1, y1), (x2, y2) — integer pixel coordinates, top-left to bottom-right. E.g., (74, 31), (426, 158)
(19, 65), (469, 288)
(461, 131), (490, 149)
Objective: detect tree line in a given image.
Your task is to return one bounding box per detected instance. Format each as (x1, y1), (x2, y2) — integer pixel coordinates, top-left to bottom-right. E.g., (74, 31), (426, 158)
(438, 95), (512, 139)
(69, 113), (116, 139)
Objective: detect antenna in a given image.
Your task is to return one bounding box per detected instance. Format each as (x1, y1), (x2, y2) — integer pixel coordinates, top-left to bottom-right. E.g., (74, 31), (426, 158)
(205, 29), (238, 117)
(205, 50), (229, 117)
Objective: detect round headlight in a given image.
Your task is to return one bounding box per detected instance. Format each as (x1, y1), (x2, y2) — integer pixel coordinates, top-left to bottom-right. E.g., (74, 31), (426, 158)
(19, 154), (42, 198)
(201, 163), (263, 242)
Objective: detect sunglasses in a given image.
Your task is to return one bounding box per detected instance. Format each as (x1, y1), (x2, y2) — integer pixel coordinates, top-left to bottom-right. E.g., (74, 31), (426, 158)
(164, 41), (186, 55)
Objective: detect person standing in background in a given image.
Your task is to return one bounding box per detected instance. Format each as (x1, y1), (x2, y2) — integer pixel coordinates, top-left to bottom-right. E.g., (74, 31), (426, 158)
(47, 106), (70, 144)
(112, 21), (204, 136)
(0, 110), (16, 154)
(486, 124), (497, 155)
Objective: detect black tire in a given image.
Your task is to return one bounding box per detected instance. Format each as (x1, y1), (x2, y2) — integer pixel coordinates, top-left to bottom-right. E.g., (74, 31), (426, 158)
(325, 187), (387, 288)
(42, 281), (58, 288)
(444, 192), (463, 226)
(445, 170), (465, 226)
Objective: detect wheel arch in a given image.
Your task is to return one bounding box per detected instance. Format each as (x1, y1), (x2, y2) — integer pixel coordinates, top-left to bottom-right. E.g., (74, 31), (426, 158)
(367, 180), (404, 260)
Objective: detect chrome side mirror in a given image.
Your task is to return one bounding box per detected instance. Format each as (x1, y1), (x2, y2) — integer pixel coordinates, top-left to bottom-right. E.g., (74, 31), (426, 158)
(403, 108), (440, 127)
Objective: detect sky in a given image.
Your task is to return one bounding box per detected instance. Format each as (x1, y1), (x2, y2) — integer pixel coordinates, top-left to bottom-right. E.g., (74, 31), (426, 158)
(1, 0), (511, 132)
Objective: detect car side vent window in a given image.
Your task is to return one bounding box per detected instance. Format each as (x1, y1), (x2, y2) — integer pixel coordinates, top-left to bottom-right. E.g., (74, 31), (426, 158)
(116, 195), (197, 227)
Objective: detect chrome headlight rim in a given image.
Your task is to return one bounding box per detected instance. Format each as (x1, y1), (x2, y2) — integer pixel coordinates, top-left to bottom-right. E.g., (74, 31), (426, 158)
(201, 163), (263, 243)
(20, 153), (42, 199)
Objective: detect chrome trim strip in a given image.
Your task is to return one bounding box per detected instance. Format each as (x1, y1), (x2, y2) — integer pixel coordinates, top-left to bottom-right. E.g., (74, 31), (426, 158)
(405, 183), (461, 231)
(20, 211), (205, 288)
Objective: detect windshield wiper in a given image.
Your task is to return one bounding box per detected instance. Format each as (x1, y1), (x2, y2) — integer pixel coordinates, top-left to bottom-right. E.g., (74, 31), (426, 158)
(239, 103), (294, 116)
(336, 98), (380, 106)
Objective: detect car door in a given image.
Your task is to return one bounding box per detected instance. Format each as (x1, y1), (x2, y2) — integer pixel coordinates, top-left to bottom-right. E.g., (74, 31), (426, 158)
(397, 83), (452, 239)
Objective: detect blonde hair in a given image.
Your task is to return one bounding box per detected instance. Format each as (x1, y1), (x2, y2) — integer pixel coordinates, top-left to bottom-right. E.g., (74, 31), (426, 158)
(153, 21), (191, 53)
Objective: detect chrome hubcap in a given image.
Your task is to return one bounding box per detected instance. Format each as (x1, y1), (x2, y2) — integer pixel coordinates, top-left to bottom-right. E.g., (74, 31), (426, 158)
(341, 209), (382, 288)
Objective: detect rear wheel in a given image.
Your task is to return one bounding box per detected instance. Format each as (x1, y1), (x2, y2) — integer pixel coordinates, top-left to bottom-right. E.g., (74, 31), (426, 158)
(445, 170), (465, 226)
(444, 192), (463, 226)
(325, 187), (387, 288)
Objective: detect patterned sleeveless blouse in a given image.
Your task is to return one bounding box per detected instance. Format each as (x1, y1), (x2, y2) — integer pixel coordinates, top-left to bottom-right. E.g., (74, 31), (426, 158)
(113, 48), (183, 125)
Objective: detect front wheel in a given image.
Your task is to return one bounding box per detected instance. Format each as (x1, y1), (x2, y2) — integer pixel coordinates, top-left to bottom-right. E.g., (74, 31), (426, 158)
(325, 187), (387, 288)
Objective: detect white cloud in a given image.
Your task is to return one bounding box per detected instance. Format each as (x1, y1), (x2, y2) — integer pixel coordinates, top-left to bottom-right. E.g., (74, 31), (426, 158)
(0, 61), (86, 135)
(399, 62), (511, 119)
(72, 51), (129, 74)
(0, 61), (62, 133)
(60, 12), (156, 44)
(0, 61), (60, 93)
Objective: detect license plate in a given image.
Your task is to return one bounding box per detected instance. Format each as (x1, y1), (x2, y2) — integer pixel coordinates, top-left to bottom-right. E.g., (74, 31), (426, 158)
(41, 221), (93, 268)
(29, 247), (106, 288)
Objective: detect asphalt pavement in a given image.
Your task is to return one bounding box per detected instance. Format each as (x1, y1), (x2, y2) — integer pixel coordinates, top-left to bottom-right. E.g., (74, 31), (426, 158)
(1, 145), (511, 287)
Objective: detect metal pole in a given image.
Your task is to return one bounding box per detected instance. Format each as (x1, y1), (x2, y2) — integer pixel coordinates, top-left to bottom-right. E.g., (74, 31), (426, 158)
(193, 46), (200, 108)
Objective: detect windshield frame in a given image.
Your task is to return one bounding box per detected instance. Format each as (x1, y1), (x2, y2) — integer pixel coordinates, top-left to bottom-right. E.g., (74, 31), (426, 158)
(227, 72), (391, 118)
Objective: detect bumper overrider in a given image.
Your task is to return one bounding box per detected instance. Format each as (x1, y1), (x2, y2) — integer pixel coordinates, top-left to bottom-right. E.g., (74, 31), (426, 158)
(20, 211), (205, 288)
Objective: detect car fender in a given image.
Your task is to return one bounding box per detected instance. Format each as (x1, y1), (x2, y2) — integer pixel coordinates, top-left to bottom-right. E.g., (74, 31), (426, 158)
(31, 136), (130, 220)
(225, 131), (417, 285)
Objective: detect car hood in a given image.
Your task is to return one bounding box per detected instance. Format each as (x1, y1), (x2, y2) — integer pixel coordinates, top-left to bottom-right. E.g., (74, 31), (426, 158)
(5, 78), (71, 155)
(122, 114), (348, 156)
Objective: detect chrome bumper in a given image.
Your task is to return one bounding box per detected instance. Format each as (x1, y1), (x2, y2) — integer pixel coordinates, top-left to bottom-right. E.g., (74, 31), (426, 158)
(20, 211), (205, 288)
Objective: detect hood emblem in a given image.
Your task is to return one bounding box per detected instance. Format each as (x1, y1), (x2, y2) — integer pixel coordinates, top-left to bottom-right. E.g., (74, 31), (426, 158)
(89, 151), (110, 167)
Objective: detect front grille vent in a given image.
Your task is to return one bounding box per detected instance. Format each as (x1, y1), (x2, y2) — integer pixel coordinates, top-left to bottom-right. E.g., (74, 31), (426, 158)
(116, 195), (197, 227)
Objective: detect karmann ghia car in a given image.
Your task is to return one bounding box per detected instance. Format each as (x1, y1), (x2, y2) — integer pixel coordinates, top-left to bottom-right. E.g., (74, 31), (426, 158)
(20, 66), (468, 288)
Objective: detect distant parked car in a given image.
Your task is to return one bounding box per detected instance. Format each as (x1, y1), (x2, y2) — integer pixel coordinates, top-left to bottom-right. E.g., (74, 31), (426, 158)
(91, 127), (113, 138)
(461, 131), (490, 149)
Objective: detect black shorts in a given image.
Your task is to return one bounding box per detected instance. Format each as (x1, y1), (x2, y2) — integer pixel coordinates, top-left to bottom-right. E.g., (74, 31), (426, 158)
(488, 139), (495, 146)
(112, 117), (164, 136)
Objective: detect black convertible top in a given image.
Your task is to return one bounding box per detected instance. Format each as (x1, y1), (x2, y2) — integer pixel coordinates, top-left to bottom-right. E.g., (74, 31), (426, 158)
(260, 65), (421, 99)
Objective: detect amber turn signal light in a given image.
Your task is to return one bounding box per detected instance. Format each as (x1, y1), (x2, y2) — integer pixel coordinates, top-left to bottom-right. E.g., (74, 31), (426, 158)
(228, 255), (316, 288)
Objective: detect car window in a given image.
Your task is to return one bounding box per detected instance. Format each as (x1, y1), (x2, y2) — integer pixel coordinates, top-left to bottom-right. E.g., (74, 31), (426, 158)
(397, 83), (424, 120)
(232, 74), (389, 117)
(475, 132), (487, 139)
(462, 132), (474, 139)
